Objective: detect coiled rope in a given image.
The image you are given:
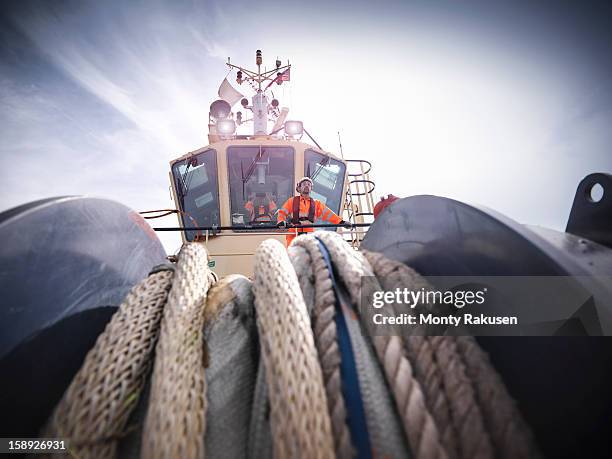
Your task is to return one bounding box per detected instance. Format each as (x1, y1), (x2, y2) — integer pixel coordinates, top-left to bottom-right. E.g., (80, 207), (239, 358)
(289, 237), (354, 459)
(362, 249), (539, 459)
(363, 250), (490, 459)
(42, 234), (538, 459)
(142, 243), (215, 459)
(456, 336), (539, 459)
(313, 231), (448, 459)
(252, 239), (335, 459)
(42, 268), (174, 458)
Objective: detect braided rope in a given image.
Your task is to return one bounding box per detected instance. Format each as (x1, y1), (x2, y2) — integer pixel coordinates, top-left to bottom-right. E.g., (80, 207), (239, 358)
(363, 251), (460, 458)
(361, 250), (493, 459)
(287, 244), (316, 317)
(428, 336), (494, 459)
(363, 249), (538, 459)
(253, 239), (335, 459)
(42, 269), (174, 459)
(142, 243), (213, 459)
(314, 231), (448, 459)
(456, 337), (540, 459)
(290, 236), (354, 459)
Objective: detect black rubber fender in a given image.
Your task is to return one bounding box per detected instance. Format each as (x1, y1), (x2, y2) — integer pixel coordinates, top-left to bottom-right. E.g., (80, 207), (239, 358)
(0, 196), (167, 435)
(361, 195), (612, 457)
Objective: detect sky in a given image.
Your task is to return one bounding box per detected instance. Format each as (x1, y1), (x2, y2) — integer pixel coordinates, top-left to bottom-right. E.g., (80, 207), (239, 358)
(1, 0), (611, 255)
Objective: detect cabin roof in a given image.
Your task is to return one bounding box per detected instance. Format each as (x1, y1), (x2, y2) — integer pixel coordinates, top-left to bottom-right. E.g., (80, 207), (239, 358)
(170, 139), (342, 166)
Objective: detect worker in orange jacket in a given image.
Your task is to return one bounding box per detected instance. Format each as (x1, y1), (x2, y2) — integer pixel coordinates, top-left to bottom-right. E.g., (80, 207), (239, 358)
(244, 192), (277, 223)
(276, 177), (351, 246)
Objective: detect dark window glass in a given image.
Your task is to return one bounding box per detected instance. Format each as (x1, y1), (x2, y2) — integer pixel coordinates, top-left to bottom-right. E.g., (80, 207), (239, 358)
(304, 149), (346, 223)
(171, 149), (220, 241)
(227, 146), (294, 229)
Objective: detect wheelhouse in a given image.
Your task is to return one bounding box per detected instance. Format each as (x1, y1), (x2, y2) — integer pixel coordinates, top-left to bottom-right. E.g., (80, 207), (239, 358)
(169, 139), (349, 275)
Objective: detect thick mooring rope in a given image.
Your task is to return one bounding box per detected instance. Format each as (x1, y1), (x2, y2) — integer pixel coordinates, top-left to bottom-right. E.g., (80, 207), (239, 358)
(41, 233), (538, 459)
(456, 336), (539, 459)
(314, 231), (448, 459)
(253, 239), (335, 459)
(361, 251), (459, 457)
(42, 269), (174, 459)
(290, 236), (354, 459)
(428, 336), (494, 459)
(141, 243), (215, 459)
(362, 249), (539, 459)
(362, 250), (495, 459)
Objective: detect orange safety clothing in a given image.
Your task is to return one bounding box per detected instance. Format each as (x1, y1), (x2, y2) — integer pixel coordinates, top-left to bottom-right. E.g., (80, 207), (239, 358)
(244, 198), (277, 222)
(277, 195), (342, 246)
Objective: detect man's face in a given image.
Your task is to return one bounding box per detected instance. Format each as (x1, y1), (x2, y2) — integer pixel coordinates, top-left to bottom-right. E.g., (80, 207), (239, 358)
(299, 180), (312, 194)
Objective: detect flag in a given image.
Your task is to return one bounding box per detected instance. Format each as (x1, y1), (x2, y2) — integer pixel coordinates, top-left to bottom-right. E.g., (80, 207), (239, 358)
(265, 68), (291, 90)
(280, 68), (290, 81)
(218, 77), (244, 107)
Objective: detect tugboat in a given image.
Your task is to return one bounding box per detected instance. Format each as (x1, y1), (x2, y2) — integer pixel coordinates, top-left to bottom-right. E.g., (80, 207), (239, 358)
(1, 50), (612, 458)
(154, 49), (375, 277)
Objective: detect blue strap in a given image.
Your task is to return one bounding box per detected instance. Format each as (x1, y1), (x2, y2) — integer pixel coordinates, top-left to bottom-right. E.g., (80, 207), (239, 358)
(315, 237), (372, 459)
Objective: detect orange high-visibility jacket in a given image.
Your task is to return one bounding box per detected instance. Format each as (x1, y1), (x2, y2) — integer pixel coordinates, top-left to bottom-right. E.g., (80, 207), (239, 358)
(277, 195), (341, 229)
(244, 198), (277, 222)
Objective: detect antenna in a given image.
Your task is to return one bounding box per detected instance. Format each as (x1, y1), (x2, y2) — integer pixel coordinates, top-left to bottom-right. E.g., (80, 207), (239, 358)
(338, 131), (345, 159)
(223, 50), (292, 136)
(225, 50), (292, 96)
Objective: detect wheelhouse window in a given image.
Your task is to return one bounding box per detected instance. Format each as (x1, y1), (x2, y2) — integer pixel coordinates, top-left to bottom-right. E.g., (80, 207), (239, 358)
(304, 149), (346, 223)
(171, 149), (220, 241)
(227, 146), (294, 229)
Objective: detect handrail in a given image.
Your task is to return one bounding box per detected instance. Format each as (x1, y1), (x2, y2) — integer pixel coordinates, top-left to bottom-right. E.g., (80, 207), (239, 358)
(153, 222), (371, 232)
(345, 159), (372, 176)
(348, 179), (375, 196)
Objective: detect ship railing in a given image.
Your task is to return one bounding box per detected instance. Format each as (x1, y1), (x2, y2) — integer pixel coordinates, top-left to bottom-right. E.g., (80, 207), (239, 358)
(153, 222), (371, 248)
(343, 159), (376, 248)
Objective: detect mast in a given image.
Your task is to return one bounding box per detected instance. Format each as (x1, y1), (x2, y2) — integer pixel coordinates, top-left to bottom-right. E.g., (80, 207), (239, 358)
(224, 50), (291, 136)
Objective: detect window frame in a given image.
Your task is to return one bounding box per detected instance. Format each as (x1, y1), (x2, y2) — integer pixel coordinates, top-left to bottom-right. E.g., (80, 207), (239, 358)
(303, 148), (346, 218)
(226, 144), (296, 232)
(171, 148), (220, 241)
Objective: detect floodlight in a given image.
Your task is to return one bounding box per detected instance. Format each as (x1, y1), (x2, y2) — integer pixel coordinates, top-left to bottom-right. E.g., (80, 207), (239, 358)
(216, 119), (236, 135)
(241, 98), (249, 108)
(210, 99), (231, 120)
(271, 99), (279, 108)
(285, 120), (303, 136)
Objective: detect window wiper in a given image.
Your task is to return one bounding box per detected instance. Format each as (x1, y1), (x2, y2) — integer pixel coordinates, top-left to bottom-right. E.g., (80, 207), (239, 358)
(181, 157), (198, 191)
(310, 155), (330, 182)
(177, 157), (196, 208)
(241, 146), (265, 200)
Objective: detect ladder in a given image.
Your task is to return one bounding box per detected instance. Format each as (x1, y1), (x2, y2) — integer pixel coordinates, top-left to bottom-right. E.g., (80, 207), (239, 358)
(343, 159), (376, 248)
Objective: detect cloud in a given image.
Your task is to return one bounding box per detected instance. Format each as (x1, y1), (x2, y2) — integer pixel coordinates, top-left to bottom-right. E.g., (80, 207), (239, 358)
(1, 0), (611, 256)
(1, 0), (251, 253)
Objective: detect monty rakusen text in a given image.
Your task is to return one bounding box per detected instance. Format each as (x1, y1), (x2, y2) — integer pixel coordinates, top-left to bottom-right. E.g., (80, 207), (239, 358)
(370, 287), (518, 327)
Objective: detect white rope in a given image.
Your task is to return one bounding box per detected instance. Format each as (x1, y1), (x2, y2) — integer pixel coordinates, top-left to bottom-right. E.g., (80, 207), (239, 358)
(253, 239), (335, 458)
(142, 243), (214, 459)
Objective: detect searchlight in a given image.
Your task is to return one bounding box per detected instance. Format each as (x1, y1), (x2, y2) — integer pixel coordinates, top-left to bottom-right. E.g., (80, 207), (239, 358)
(210, 99), (231, 120)
(216, 119), (236, 136)
(285, 120), (303, 136)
